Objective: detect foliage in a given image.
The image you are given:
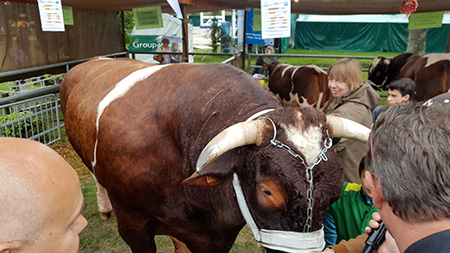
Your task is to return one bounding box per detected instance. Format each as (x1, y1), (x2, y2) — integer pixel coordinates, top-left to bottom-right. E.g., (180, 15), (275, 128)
(207, 18), (231, 53)
(0, 111), (43, 137)
(119, 11), (135, 45)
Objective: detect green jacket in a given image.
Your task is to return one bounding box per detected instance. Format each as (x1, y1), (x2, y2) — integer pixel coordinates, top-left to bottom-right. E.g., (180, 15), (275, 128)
(327, 182), (378, 244)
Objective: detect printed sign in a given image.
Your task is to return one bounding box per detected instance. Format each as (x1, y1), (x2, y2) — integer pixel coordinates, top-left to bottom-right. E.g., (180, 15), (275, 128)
(62, 6), (73, 25)
(245, 9), (274, 46)
(128, 35), (161, 52)
(133, 6), (163, 29)
(261, 0), (291, 39)
(37, 0), (65, 32)
(408, 11), (444, 30)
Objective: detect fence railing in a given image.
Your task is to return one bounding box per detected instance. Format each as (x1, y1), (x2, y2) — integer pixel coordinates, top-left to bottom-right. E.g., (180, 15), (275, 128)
(247, 53), (377, 75)
(8, 74), (64, 96)
(1, 93), (61, 146)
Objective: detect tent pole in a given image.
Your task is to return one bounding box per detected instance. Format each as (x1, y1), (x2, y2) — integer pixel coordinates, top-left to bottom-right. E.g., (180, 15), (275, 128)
(242, 10), (247, 70)
(121, 11), (126, 52)
(181, 4), (189, 63)
(446, 27), (450, 53)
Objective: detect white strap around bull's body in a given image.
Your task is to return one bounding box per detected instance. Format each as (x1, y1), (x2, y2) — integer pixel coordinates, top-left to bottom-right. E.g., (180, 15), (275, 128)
(232, 173), (325, 252)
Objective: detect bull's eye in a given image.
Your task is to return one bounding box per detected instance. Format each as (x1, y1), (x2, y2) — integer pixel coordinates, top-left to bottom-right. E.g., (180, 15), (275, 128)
(263, 189), (272, 196)
(256, 181), (286, 210)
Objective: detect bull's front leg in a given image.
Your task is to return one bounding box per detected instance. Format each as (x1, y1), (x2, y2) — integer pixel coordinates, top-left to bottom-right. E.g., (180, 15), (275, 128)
(92, 173), (114, 220)
(115, 209), (158, 253)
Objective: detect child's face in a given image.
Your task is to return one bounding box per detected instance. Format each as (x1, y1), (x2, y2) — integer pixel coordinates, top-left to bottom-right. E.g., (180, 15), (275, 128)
(387, 89), (410, 107)
(173, 44), (179, 51)
(361, 168), (372, 198)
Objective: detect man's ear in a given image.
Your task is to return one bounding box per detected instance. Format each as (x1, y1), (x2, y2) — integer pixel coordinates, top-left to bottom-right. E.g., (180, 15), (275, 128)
(0, 241), (21, 252)
(403, 94), (410, 101)
(365, 170), (385, 210)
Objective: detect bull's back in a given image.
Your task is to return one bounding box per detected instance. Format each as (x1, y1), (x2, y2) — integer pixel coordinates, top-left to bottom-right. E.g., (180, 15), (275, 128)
(268, 64), (330, 110)
(60, 57), (155, 168)
(61, 58), (278, 172)
(398, 54), (450, 100)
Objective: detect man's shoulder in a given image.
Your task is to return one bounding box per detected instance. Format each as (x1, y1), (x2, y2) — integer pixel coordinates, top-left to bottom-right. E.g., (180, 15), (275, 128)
(405, 229), (450, 252)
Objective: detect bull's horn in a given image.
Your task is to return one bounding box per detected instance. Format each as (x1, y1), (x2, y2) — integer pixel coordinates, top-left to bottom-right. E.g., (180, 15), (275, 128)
(326, 116), (370, 143)
(196, 119), (268, 173)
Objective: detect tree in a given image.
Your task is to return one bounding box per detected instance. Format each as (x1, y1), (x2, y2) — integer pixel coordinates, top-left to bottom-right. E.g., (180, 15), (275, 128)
(208, 17), (230, 53)
(406, 28), (428, 55)
(119, 11), (135, 45)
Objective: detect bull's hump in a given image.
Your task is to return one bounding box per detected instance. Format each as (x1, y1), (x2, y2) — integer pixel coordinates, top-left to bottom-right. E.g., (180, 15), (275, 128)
(92, 56), (113, 61)
(424, 54), (450, 68)
(91, 64), (170, 170)
(306, 65), (327, 74)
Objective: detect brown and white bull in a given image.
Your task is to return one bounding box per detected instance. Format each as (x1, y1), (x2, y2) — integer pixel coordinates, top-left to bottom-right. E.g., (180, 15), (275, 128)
(60, 57), (369, 253)
(264, 62), (331, 111)
(368, 53), (450, 101)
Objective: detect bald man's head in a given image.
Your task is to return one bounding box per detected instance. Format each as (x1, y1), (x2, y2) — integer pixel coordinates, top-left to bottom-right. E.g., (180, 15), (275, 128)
(0, 138), (86, 252)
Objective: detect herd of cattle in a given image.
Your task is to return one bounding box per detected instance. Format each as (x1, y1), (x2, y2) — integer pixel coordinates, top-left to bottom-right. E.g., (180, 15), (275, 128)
(265, 52), (450, 110)
(60, 53), (449, 253)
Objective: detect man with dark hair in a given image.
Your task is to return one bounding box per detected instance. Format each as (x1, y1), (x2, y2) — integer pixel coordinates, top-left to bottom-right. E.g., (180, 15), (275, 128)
(365, 102), (450, 252)
(372, 78), (415, 122)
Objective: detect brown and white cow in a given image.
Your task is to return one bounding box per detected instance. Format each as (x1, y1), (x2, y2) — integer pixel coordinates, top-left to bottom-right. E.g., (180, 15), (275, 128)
(60, 57), (369, 253)
(368, 53), (450, 101)
(264, 62), (332, 111)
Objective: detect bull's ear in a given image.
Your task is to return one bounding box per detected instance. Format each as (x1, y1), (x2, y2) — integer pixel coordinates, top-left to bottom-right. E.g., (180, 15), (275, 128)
(182, 171), (222, 187)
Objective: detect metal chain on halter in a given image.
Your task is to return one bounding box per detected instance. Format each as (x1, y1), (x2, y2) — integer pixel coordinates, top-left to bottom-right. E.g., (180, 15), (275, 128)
(259, 117), (333, 232)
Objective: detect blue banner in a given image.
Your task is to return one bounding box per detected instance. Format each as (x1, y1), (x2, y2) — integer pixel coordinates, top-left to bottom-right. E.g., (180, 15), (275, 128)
(245, 9), (274, 46)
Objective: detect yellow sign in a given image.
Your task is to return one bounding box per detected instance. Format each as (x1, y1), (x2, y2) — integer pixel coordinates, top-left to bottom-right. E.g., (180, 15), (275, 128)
(408, 12), (444, 30)
(63, 6), (73, 25)
(133, 6), (163, 29)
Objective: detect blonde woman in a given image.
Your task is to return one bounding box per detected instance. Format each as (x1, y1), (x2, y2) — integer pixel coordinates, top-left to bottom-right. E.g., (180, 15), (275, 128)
(326, 58), (380, 184)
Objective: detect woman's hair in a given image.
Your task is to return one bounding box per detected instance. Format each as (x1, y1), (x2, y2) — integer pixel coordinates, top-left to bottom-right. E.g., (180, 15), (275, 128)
(328, 58), (362, 91)
(265, 46), (274, 54)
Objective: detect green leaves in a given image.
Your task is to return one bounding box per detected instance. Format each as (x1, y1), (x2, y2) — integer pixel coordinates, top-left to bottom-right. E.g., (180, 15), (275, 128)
(0, 112), (43, 137)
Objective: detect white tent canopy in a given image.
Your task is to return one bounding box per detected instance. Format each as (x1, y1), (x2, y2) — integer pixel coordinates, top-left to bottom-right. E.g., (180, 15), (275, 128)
(131, 13), (194, 63)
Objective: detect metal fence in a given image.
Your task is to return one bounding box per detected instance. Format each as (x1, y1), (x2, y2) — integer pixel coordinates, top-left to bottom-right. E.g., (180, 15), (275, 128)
(8, 74), (64, 96)
(247, 53), (377, 75)
(0, 94), (61, 145)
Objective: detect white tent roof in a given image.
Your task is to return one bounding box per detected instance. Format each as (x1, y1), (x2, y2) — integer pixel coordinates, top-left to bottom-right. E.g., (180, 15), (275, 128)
(131, 13), (194, 63)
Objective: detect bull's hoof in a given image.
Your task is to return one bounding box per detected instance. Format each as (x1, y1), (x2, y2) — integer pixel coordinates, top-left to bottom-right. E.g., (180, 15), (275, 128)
(99, 210), (116, 220)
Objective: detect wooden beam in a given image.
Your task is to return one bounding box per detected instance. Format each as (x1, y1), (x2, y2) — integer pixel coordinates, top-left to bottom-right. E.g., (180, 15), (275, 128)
(120, 11), (126, 52)
(446, 27), (450, 53)
(181, 4), (189, 63)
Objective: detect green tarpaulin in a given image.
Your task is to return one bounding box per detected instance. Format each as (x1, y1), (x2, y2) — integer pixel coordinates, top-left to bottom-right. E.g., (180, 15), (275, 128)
(295, 20), (450, 53)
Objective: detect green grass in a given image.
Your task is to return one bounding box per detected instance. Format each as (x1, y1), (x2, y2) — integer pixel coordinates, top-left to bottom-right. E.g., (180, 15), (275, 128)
(0, 82), (10, 91)
(280, 48), (398, 69)
(51, 135), (259, 253)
